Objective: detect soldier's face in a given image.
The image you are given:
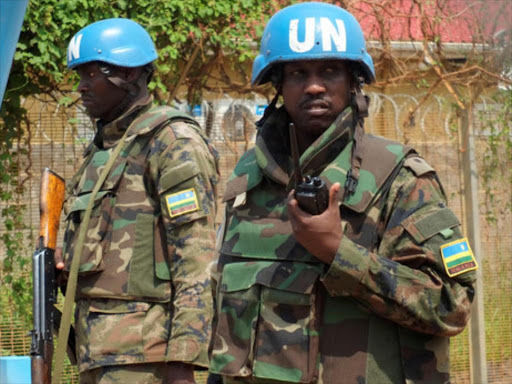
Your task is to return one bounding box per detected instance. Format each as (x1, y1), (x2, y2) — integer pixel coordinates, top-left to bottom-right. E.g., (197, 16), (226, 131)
(282, 60), (352, 141)
(76, 62), (128, 122)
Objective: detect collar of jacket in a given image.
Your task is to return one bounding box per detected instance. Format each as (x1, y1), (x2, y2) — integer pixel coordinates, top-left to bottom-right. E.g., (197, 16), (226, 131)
(84, 95), (153, 154)
(223, 106), (354, 200)
(224, 106), (415, 213)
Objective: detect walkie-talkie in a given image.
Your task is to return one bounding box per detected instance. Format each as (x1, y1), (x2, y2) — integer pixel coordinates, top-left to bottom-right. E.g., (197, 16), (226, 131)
(289, 123), (329, 215)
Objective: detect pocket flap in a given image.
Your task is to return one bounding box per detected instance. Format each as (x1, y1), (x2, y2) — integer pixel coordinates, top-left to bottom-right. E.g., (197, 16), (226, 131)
(89, 300), (151, 314)
(221, 261), (322, 294)
(79, 157), (127, 193)
(68, 190), (110, 214)
(402, 208), (460, 244)
(158, 162), (199, 195)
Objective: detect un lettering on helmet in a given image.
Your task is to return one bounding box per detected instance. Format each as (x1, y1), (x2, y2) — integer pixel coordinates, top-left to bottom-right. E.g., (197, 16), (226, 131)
(251, 2), (375, 85)
(289, 18), (346, 53)
(68, 34), (83, 62)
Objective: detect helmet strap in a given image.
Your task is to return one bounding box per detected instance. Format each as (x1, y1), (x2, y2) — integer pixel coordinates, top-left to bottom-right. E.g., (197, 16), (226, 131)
(107, 75), (139, 95)
(256, 87), (281, 128)
(99, 64), (151, 121)
(103, 77), (140, 122)
(350, 83), (370, 122)
(99, 63), (148, 96)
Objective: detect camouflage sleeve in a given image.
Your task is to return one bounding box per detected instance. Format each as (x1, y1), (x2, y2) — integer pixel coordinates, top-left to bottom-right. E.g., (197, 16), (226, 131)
(207, 206), (227, 359)
(321, 167), (476, 337)
(151, 121), (219, 367)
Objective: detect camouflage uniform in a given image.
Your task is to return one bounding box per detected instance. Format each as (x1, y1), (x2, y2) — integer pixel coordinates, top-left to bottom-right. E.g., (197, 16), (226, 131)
(210, 106), (477, 384)
(62, 96), (219, 376)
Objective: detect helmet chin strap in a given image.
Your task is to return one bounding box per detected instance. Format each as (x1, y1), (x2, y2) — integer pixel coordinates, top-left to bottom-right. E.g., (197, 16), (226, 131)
(99, 64), (150, 121)
(256, 89), (281, 128)
(349, 73), (369, 120)
(107, 75), (139, 95)
(352, 88), (369, 121)
(255, 64), (284, 128)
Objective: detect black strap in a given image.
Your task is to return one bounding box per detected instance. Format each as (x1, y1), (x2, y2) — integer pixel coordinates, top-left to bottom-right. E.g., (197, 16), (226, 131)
(343, 88), (369, 201)
(256, 90), (281, 128)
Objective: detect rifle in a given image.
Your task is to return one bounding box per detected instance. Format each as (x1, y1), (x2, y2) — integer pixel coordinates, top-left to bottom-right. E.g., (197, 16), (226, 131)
(30, 168), (76, 384)
(289, 123), (329, 215)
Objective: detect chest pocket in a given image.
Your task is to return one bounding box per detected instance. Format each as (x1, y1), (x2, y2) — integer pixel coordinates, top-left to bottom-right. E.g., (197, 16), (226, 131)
(210, 261), (322, 383)
(62, 158), (127, 274)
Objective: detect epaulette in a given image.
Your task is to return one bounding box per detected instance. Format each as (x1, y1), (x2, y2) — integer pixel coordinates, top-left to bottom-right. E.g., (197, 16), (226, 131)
(126, 105), (199, 137)
(403, 155), (435, 176)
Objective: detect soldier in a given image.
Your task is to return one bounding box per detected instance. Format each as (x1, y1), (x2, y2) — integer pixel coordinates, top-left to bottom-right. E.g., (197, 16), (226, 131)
(56, 18), (219, 383)
(209, 3), (477, 384)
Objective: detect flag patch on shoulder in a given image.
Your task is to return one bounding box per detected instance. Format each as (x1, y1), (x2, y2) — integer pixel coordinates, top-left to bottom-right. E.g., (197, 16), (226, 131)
(440, 238), (478, 277)
(166, 188), (199, 218)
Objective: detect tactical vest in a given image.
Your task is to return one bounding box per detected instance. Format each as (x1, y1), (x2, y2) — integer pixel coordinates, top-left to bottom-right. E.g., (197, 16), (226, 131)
(62, 106), (201, 302)
(221, 133), (417, 261)
(211, 134), (450, 383)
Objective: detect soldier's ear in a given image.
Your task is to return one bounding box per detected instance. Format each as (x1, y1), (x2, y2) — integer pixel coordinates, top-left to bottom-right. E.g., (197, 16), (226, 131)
(352, 67), (366, 89)
(270, 64), (283, 88)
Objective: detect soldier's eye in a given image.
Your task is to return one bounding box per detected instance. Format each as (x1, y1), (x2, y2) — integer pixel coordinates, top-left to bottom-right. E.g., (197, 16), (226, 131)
(286, 69), (304, 78)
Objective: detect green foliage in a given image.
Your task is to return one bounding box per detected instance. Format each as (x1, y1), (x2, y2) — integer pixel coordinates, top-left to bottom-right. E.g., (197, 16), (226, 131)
(0, 93), (32, 325)
(7, 0), (283, 106)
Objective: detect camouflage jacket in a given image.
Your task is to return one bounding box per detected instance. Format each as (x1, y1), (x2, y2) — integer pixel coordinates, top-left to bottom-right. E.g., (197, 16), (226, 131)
(62, 97), (219, 370)
(210, 106), (476, 383)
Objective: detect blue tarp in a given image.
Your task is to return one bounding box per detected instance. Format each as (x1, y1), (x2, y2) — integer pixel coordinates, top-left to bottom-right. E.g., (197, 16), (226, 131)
(0, 0), (30, 110)
(0, 356), (31, 384)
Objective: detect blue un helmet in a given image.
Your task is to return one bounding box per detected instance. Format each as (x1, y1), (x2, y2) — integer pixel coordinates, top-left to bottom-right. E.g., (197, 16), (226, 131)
(252, 2), (375, 86)
(67, 18), (157, 69)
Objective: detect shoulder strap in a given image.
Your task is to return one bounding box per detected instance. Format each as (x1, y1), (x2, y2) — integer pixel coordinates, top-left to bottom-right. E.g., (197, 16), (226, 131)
(403, 155), (435, 176)
(52, 122), (133, 383)
(343, 87), (370, 199)
(343, 120), (364, 199)
(126, 105), (199, 138)
(337, 134), (416, 213)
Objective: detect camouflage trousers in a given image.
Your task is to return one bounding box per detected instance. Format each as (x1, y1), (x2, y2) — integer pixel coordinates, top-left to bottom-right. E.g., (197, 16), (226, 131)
(80, 363), (167, 384)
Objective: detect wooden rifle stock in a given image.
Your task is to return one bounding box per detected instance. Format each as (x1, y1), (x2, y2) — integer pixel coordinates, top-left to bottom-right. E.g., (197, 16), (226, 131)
(38, 169), (66, 250)
(30, 343), (53, 384)
(31, 168), (65, 384)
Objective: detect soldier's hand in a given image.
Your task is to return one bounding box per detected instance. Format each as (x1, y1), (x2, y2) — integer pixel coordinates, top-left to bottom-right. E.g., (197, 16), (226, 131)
(55, 247), (64, 270)
(54, 247), (67, 290)
(287, 182), (342, 264)
(166, 362), (196, 384)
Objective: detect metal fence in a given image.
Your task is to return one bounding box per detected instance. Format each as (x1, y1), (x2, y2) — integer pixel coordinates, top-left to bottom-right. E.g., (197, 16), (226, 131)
(1, 86), (510, 383)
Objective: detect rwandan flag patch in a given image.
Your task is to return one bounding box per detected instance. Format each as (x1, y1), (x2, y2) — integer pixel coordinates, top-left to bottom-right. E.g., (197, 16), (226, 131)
(166, 188), (199, 218)
(440, 238), (478, 277)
